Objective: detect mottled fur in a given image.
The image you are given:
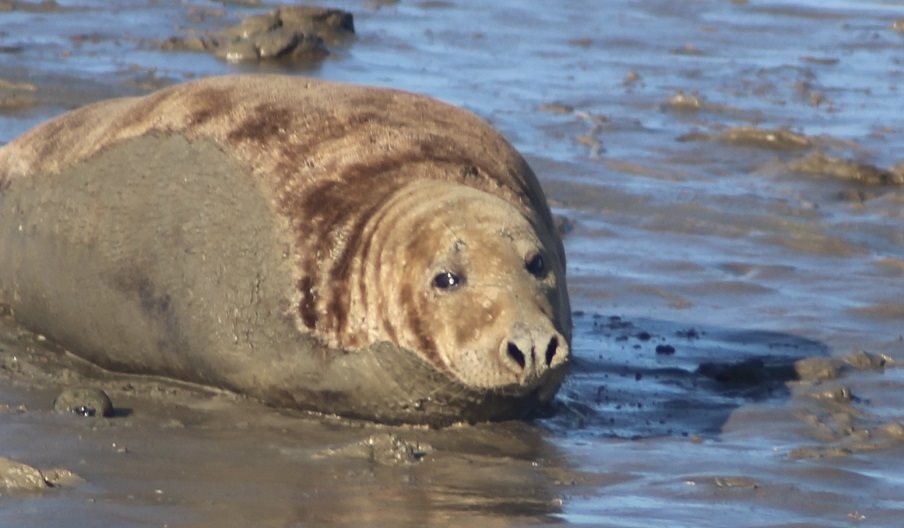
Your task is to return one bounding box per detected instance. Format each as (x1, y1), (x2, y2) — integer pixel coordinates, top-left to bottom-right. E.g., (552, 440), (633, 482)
(0, 75), (571, 420)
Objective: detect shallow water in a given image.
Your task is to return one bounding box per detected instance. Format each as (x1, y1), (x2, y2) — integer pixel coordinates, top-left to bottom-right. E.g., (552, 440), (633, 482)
(1, 0), (903, 526)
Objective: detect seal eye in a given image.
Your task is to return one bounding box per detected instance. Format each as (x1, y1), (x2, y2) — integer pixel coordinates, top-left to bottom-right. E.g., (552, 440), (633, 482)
(432, 271), (463, 290)
(526, 252), (547, 278)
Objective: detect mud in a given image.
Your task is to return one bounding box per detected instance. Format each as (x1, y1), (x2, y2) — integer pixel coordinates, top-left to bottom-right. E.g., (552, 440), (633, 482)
(790, 152), (904, 186)
(0, 0), (64, 13)
(718, 126), (814, 151)
(1, 0), (903, 526)
(0, 79), (37, 111)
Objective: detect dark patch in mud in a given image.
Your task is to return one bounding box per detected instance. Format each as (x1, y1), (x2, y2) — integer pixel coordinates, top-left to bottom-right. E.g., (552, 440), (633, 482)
(548, 314), (825, 438)
(550, 314), (900, 449)
(549, 314), (904, 478)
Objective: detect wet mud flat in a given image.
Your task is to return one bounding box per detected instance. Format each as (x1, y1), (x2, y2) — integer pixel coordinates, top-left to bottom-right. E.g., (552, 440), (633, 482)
(2, 308), (902, 527)
(0, 313), (574, 527)
(2, 0), (904, 526)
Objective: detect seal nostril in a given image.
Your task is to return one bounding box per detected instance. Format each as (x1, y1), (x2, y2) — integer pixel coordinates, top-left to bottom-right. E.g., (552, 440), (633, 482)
(506, 342), (526, 370)
(544, 336), (558, 367)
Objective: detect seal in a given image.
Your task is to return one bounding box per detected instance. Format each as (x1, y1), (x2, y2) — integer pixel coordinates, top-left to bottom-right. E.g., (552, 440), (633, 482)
(0, 74), (571, 425)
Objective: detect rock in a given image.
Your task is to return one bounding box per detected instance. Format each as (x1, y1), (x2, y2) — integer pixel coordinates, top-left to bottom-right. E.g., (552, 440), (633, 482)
(789, 152), (904, 185)
(0, 78), (38, 111)
(276, 6), (355, 42)
(0, 79), (36, 92)
(878, 421), (904, 440)
(160, 35), (217, 52)
(52, 386), (114, 417)
(223, 13), (278, 39)
(0, 0), (64, 13)
(809, 386), (852, 403)
(718, 126), (812, 150)
(161, 4), (352, 64)
(787, 446), (852, 460)
(655, 344), (676, 355)
(42, 468), (84, 487)
(538, 103), (574, 114)
(665, 91), (706, 112)
(794, 357), (842, 382)
(843, 350), (894, 370)
(277, 33), (330, 62)
(216, 39), (260, 61)
(0, 457), (47, 491)
(713, 476), (758, 489)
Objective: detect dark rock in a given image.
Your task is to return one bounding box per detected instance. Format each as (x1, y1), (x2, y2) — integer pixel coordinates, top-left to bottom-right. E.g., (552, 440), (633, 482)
(655, 344), (675, 355)
(53, 386), (114, 418)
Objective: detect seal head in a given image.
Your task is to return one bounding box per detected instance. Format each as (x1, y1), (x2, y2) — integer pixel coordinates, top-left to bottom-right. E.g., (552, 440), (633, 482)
(350, 180), (570, 398)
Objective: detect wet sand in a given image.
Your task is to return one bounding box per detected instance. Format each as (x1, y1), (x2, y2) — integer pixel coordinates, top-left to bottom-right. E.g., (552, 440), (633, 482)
(2, 0), (903, 526)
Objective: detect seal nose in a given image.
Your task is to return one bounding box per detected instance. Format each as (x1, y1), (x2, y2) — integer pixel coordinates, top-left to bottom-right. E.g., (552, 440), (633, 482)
(544, 336), (560, 367)
(506, 342), (527, 369)
(502, 333), (567, 382)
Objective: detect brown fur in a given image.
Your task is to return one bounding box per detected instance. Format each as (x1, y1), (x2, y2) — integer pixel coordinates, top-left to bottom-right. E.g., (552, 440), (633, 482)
(0, 75), (571, 418)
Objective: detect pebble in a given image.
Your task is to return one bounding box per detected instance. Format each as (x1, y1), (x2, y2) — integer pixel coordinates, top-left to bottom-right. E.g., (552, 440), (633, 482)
(844, 350), (893, 370)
